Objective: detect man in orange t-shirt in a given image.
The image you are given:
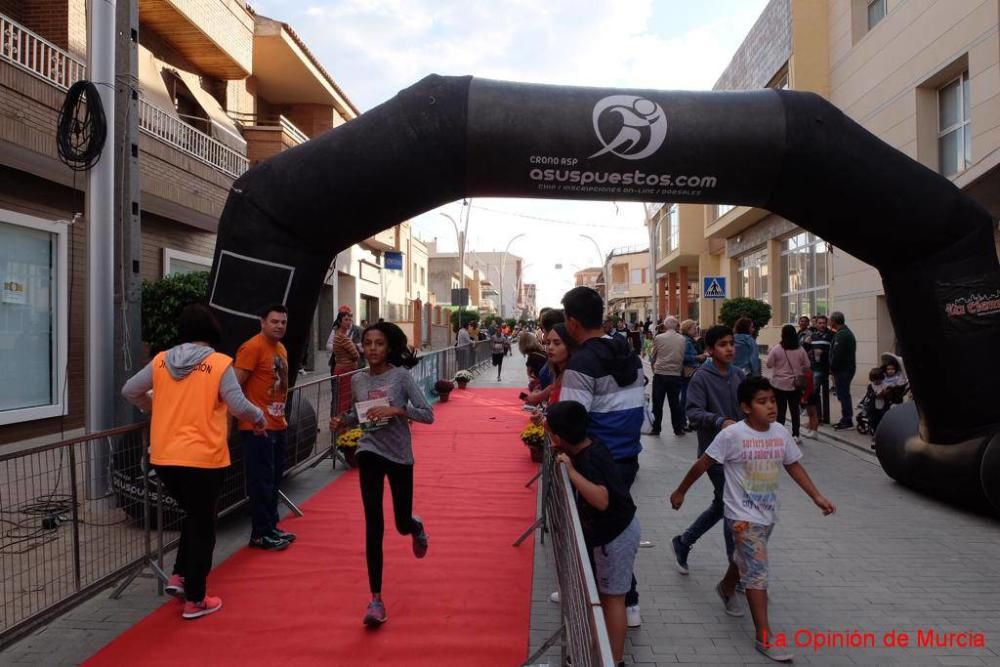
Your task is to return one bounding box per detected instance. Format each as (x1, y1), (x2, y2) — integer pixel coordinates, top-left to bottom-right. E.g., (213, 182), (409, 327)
(235, 304), (294, 551)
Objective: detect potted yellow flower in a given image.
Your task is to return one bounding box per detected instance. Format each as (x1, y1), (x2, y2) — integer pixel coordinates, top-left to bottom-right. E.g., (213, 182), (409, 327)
(335, 427), (363, 467)
(520, 422), (547, 463)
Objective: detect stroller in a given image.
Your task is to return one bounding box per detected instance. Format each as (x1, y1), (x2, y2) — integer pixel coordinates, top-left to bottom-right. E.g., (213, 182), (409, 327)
(856, 382), (908, 437)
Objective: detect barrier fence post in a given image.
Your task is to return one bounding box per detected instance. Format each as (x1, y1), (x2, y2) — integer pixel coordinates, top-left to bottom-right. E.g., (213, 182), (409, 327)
(68, 445), (82, 593)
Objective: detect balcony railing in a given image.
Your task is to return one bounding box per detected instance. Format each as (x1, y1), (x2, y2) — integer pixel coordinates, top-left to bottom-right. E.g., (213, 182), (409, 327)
(1, 14), (85, 90)
(230, 112), (310, 146)
(138, 100), (248, 178)
(0, 12), (248, 179)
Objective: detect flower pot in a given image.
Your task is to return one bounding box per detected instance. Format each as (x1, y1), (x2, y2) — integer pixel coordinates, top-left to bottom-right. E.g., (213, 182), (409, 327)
(438, 391), (451, 403)
(338, 446), (358, 468)
(456, 379), (469, 390)
(529, 445), (544, 463)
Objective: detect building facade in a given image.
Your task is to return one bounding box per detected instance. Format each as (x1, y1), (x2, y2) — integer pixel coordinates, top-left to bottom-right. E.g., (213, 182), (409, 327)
(651, 0), (999, 401)
(0, 0), (369, 445)
(606, 247), (653, 323)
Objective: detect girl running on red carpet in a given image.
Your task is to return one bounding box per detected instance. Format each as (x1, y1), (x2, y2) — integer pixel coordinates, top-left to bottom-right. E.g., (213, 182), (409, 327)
(329, 322), (434, 627)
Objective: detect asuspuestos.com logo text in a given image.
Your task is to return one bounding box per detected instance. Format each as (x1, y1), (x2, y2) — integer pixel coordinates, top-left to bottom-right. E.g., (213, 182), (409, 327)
(529, 167), (717, 189)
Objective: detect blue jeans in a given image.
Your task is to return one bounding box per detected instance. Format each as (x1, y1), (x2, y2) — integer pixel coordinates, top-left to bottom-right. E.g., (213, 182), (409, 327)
(680, 463), (735, 561)
(614, 456), (640, 608)
(242, 430), (287, 539)
(833, 370), (855, 425)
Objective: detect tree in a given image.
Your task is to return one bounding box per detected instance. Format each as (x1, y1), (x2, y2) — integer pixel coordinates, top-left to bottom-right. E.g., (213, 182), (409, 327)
(449, 308), (480, 332)
(719, 297), (772, 334)
(141, 271), (209, 354)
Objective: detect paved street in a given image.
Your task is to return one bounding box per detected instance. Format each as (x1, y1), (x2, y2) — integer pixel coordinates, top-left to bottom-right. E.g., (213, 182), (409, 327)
(3, 347), (999, 665)
(529, 356), (1000, 666)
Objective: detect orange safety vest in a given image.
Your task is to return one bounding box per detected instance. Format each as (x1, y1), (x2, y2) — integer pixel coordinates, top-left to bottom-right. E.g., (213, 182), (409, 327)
(149, 350), (233, 469)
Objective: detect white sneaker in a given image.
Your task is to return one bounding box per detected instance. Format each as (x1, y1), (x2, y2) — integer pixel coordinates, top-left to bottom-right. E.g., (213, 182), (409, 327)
(755, 640), (793, 662)
(801, 428), (817, 439)
(793, 436), (802, 445)
(625, 604), (641, 628)
(716, 582), (744, 617)
(549, 591), (559, 603)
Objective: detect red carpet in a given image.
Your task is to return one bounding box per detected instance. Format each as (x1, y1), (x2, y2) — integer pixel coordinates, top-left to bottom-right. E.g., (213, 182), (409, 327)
(87, 388), (538, 667)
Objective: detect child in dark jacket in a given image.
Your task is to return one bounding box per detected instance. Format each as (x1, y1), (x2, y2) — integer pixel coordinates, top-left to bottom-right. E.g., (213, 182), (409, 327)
(547, 400), (639, 667)
(671, 325), (744, 576)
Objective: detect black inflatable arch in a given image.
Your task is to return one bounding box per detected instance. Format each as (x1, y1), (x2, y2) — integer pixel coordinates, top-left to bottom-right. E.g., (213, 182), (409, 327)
(207, 75), (1000, 511)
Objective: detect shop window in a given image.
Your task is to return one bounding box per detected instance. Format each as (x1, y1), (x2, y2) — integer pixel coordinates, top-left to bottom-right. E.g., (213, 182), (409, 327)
(736, 247), (769, 303)
(0, 213), (67, 425)
(780, 232), (830, 323)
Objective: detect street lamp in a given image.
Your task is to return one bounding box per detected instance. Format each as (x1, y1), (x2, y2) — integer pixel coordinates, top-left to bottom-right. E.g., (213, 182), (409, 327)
(441, 204), (471, 334)
(579, 233), (608, 303)
(498, 233), (525, 318)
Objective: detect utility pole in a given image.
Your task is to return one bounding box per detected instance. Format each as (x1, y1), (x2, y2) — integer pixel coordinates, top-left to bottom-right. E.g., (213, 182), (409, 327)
(86, 0), (117, 495)
(114, 0), (143, 428)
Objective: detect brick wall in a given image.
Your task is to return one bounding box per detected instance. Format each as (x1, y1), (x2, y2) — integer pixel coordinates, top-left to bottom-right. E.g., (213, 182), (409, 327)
(0, 0), (24, 22)
(714, 0), (792, 91)
(0, 167), (86, 447)
(19, 1), (68, 50)
(141, 212), (217, 282)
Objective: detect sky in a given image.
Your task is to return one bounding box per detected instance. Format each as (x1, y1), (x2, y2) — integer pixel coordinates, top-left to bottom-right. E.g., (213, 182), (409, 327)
(248, 0), (770, 312)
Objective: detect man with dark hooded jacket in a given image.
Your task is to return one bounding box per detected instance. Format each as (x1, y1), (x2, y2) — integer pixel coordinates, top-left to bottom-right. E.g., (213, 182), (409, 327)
(561, 286), (645, 629)
(670, 325), (743, 581)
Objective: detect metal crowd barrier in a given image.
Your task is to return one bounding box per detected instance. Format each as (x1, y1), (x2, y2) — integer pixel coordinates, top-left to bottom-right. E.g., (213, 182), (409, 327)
(524, 437), (614, 667)
(0, 339), (494, 647)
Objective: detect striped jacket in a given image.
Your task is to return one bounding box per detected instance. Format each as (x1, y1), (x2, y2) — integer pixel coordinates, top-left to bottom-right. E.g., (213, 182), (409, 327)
(560, 335), (645, 460)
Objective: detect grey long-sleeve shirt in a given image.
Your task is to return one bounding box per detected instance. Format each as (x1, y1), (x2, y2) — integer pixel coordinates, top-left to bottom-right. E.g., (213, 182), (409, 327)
(121, 343), (264, 426)
(342, 366), (434, 465)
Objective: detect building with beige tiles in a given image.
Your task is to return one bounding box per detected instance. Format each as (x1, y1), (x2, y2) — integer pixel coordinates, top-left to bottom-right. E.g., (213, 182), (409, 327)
(0, 1), (402, 446)
(606, 247), (653, 323)
(650, 0), (999, 401)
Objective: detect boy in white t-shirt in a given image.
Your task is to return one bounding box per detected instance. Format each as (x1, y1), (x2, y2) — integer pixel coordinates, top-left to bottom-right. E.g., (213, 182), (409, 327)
(669, 376), (836, 663)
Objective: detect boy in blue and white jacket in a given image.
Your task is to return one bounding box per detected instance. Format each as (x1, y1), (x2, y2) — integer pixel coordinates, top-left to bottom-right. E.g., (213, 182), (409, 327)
(560, 286), (645, 627)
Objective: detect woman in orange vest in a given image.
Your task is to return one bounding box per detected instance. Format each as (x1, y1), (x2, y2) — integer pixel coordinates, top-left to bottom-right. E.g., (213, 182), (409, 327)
(122, 303), (265, 620)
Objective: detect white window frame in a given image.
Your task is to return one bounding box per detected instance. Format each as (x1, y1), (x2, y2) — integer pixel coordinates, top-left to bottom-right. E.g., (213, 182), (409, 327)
(0, 210), (69, 426)
(716, 204), (735, 219)
(937, 72), (971, 177)
(736, 246), (769, 303)
(162, 247), (212, 277)
(867, 0), (886, 30)
(780, 232), (830, 324)
(667, 205), (680, 253)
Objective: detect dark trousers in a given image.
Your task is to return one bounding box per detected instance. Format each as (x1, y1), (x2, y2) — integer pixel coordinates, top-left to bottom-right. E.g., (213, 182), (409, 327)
(651, 374), (684, 433)
(775, 388), (802, 437)
(155, 465), (224, 602)
(242, 430), (287, 539)
(358, 451), (420, 594)
(680, 463), (735, 560)
(834, 370), (856, 425)
(614, 456), (640, 608)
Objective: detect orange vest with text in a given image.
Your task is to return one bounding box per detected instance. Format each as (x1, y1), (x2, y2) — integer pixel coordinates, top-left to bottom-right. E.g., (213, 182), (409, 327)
(149, 350), (233, 469)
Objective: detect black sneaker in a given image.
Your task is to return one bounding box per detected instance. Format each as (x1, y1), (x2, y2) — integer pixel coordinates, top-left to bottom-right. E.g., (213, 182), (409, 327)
(272, 528), (296, 543)
(411, 516), (428, 559)
(833, 421), (853, 430)
(249, 534), (289, 551)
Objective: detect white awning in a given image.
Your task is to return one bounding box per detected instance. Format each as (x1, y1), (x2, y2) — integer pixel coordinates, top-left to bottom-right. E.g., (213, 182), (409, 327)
(137, 45), (179, 119)
(171, 67), (246, 152)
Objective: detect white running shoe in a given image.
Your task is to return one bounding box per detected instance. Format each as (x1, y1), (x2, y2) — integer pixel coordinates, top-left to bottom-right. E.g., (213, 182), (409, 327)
(625, 604), (642, 628)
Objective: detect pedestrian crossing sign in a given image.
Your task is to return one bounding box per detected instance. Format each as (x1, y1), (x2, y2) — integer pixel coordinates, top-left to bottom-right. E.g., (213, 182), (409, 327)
(703, 276), (726, 300)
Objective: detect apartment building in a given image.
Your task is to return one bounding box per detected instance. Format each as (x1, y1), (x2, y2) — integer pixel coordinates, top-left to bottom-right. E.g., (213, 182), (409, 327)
(651, 0), (998, 400)
(573, 266), (604, 296)
(519, 282), (537, 320)
(0, 0), (371, 444)
(606, 247), (653, 323)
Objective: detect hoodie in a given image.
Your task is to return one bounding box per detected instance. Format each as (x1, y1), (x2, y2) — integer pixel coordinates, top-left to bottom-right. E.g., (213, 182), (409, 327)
(685, 360), (745, 456)
(122, 343), (264, 426)
(560, 335), (645, 460)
